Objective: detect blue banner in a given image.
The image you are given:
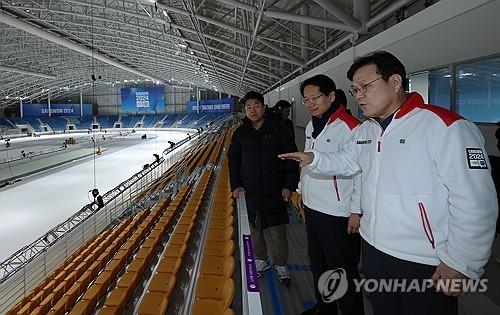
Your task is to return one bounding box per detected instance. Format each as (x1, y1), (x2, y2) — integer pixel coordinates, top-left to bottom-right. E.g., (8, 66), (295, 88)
(22, 103), (92, 117)
(121, 87), (165, 113)
(186, 98), (234, 113)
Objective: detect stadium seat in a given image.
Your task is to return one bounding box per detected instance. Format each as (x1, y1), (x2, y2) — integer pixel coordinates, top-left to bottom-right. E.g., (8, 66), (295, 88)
(200, 256), (235, 278)
(157, 257), (182, 275)
(148, 272), (176, 295)
(206, 227), (233, 242)
(163, 244), (187, 259)
(169, 232), (190, 245)
(195, 276), (234, 302)
(203, 240), (234, 257)
(103, 287), (128, 314)
(137, 292), (169, 315)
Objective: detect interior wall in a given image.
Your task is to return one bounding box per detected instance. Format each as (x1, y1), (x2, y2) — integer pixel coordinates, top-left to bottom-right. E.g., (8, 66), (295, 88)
(265, 0), (500, 155)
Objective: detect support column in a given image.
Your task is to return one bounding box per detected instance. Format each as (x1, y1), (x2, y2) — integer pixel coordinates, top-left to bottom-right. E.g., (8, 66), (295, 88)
(301, 4), (310, 61)
(20, 99), (23, 118)
(48, 92), (51, 117)
(354, 0), (369, 33)
(196, 87), (200, 114)
(80, 90), (83, 116)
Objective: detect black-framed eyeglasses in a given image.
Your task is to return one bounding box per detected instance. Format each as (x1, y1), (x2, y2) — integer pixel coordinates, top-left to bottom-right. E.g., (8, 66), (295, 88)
(349, 77), (383, 96)
(302, 93), (325, 104)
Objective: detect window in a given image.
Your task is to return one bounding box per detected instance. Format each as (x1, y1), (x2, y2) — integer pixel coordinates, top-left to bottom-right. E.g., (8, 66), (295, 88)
(428, 68), (451, 110)
(408, 69), (451, 110)
(456, 57), (500, 123)
(409, 55), (500, 123)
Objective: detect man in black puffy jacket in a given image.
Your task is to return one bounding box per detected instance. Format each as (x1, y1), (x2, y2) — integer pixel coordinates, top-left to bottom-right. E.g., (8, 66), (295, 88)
(228, 91), (299, 285)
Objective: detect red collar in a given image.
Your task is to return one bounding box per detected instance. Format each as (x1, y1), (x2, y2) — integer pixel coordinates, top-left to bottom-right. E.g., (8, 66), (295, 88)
(326, 105), (360, 130)
(394, 92), (425, 119)
(327, 105), (347, 125)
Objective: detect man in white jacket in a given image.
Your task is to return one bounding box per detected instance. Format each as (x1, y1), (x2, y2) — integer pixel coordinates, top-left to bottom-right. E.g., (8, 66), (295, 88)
(280, 51), (498, 315)
(298, 74), (364, 315)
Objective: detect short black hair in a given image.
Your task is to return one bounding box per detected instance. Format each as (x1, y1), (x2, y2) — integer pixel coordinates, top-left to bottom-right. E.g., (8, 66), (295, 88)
(243, 91), (264, 106)
(347, 51), (406, 89)
(335, 89), (348, 108)
(300, 74), (336, 96)
(274, 100), (291, 111)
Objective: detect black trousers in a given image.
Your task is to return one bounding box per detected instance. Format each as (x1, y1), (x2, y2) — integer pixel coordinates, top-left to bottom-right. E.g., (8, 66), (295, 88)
(362, 240), (458, 315)
(305, 207), (364, 315)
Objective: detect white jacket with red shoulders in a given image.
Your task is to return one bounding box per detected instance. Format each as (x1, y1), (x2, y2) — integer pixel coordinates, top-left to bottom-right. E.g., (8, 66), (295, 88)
(298, 106), (362, 217)
(306, 92), (498, 279)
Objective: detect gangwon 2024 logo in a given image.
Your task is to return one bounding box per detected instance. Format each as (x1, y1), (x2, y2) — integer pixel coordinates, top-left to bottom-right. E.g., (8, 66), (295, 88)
(318, 268), (349, 303)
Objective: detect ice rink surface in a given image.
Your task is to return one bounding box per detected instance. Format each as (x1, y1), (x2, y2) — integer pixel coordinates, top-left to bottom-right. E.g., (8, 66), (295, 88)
(0, 130), (190, 261)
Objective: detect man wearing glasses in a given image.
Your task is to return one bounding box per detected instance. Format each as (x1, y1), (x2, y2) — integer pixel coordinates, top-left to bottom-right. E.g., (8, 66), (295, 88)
(280, 51), (497, 315)
(298, 74), (364, 315)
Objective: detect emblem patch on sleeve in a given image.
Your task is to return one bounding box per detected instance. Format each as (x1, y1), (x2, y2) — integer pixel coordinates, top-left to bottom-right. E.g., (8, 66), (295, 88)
(466, 148), (488, 169)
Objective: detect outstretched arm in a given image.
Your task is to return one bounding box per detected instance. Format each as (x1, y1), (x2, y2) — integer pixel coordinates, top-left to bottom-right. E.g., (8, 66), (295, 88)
(279, 138), (361, 176)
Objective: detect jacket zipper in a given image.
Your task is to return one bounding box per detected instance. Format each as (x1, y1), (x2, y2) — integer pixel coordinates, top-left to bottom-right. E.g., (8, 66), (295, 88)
(333, 176), (341, 201)
(418, 202), (435, 249)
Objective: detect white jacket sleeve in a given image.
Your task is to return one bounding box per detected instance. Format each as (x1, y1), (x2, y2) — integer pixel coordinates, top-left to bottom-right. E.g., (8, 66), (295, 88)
(306, 137), (361, 177)
(434, 120), (498, 279)
(297, 123), (313, 194)
(350, 171), (362, 214)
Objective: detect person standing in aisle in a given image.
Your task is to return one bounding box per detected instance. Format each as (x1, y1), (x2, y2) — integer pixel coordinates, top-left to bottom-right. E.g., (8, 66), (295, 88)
(228, 91), (299, 285)
(274, 100), (295, 141)
(297, 74), (364, 315)
(280, 51), (498, 315)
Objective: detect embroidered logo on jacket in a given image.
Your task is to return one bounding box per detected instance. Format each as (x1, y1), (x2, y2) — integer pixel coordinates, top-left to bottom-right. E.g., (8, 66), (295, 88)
(466, 148), (488, 169)
(399, 139), (406, 144)
(356, 140), (372, 145)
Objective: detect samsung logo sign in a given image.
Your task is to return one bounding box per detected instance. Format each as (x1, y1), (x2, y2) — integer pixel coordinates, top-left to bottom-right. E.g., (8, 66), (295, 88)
(356, 140), (372, 145)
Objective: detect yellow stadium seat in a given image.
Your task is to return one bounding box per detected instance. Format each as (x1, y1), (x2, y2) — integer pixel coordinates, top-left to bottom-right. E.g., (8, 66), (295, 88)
(163, 244), (187, 259)
(203, 240), (234, 257)
(169, 232), (190, 245)
(49, 295), (69, 315)
(209, 216), (234, 230)
(68, 299), (91, 315)
(103, 287), (128, 314)
(200, 256), (235, 278)
(206, 227), (233, 242)
(127, 258), (147, 275)
(157, 257), (182, 275)
(195, 276), (234, 303)
(137, 292), (169, 315)
(148, 273), (176, 296)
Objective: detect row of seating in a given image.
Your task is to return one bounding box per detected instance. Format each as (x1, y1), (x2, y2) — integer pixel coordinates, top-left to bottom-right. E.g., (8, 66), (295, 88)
(135, 170), (213, 314)
(67, 193), (180, 315)
(192, 156), (236, 314)
(7, 217), (133, 314)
